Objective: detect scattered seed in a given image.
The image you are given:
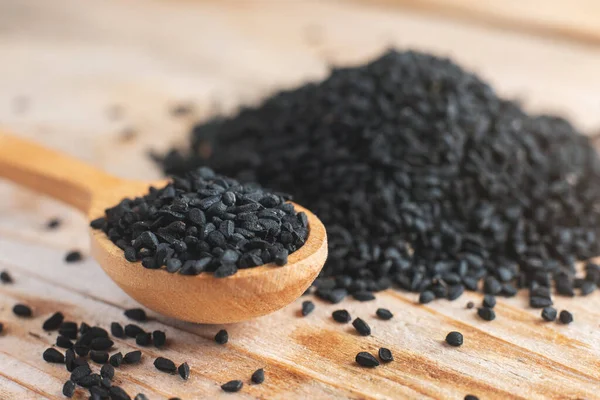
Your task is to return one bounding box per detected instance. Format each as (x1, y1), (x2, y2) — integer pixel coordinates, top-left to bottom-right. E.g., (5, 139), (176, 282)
(71, 365), (92, 382)
(559, 310), (574, 324)
(445, 331), (464, 347)
(301, 300), (315, 316)
(215, 329), (228, 345)
(111, 322), (124, 338)
(221, 380), (243, 393)
(124, 324), (145, 338)
(0, 270), (13, 284)
(353, 291), (375, 301)
(464, 395), (479, 400)
(65, 348), (76, 372)
(101, 363), (115, 380)
(482, 295), (496, 308)
(43, 312), (64, 331)
(376, 308), (393, 320)
(332, 309), (352, 323)
(13, 304), (32, 317)
(65, 250), (83, 263)
(90, 351), (109, 364)
(62, 380), (76, 397)
(110, 386), (131, 400)
(419, 291), (435, 304)
(466, 301), (474, 309)
(90, 386), (110, 399)
(109, 352), (123, 367)
(352, 318), (371, 336)
(91, 337), (114, 351)
(154, 357), (177, 373)
(178, 362), (190, 380)
(541, 307), (557, 322)
(124, 308), (147, 322)
(56, 335), (74, 349)
(355, 352), (379, 368)
(477, 307), (496, 321)
(43, 348), (65, 363)
(153, 330), (166, 348)
(74, 344), (90, 357)
(134, 394), (149, 400)
(78, 373), (101, 388)
(136, 332), (152, 346)
(251, 368), (265, 384)
(59, 322), (78, 339)
(123, 350), (142, 364)
(46, 218), (62, 229)
(378, 348), (393, 363)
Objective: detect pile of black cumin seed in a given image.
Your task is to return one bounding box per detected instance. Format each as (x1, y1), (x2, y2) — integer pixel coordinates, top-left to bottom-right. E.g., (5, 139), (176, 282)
(155, 50), (600, 307)
(91, 167), (308, 277)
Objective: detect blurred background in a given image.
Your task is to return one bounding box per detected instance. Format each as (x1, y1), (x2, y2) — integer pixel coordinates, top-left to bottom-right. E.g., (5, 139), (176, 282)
(1, 0), (600, 185)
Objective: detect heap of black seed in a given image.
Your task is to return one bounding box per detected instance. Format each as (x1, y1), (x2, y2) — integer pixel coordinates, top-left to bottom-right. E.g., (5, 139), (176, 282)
(155, 49), (600, 307)
(91, 167), (308, 276)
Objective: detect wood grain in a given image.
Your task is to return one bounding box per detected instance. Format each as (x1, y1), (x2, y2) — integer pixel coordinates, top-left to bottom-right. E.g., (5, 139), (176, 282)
(1, 0), (600, 398)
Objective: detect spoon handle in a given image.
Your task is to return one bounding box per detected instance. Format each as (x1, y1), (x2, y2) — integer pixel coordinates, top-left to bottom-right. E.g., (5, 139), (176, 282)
(0, 132), (121, 213)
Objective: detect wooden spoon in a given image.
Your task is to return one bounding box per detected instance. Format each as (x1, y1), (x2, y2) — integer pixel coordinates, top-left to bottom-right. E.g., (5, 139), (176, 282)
(0, 133), (327, 323)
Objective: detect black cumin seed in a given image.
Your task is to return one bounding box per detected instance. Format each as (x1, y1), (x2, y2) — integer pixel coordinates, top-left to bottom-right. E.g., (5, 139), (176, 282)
(109, 352), (123, 367)
(355, 352), (379, 368)
(78, 373), (101, 388)
(464, 396), (479, 400)
(13, 304), (32, 317)
(530, 296), (553, 308)
(352, 318), (371, 336)
(221, 380), (243, 392)
(62, 380), (76, 397)
(376, 308), (393, 320)
(178, 362), (190, 380)
(477, 307), (496, 321)
(154, 357), (177, 373)
(91, 337), (114, 351)
(301, 300), (315, 316)
(74, 344), (90, 357)
(580, 281), (597, 296)
(101, 363), (115, 380)
(123, 350), (141, 364)
(90, 386), (110, 399)
(59, 322), (78, 339)
(111, 322), (124, 338)
(57, 335), (74, 349)
(43, 347), (65, 363)
(153, 330), (166, 348)
(124, 308), (147, 322)
(110, 386), (131, 400)
(0, 270), (13, 284)
(378, 348), (393, 363)
(353, 291), (375, 301)
(332, 309), (352, 323)
(0, 323), (3, 334)
(482, 295), (496, 309)
(419, 291), (435, 304)
(215, 329), (228, 345)
(466, 301), (474, 309)
(65, 348), (76, 372)
(136, 332), (152, 346)
(73, 357), (89, 369)
(71, 365), (92, 382)
(90, 351), (109, 364)
(559, 310), (574, 324)
(46, 217), (61, 229)
(134, 394), (149, 400)
(79, 322), (91, 335)
(445, 331), (463, 347)
(65, 250), (83, 263)
(251, 368), (264, 384)
(541, 307), (557, 322)
(43, 312), (64, 331)
(124, 324), (145, 338)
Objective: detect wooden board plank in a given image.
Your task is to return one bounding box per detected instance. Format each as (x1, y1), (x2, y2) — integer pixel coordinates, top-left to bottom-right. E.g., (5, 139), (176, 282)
(1, 0), (600, 398)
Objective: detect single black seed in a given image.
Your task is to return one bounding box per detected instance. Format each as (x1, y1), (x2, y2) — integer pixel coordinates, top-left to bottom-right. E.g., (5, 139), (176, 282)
(91, 337), (114, 351)
(43, 347), (65, 363)
(355, 352), (379, 368)
(90, 386), (110, 399)
(464, 396), (479, 400)
(65, 348), (76, 372)
(221, 380), (243, 393)
(124, 324), (145, 338)
(559, 310), (574, 324)
(153, 330), (166, 348)
(215, 329), (228, 345)
(62, 380), (76, 398)
(445, 331), (464, 347)
(101, 363), (115, 380)
(74, 344), (90, 357)
(13, 304), (32, 317)
(0, 270), (13, 284)
(71, 365), (92, 382)
(65, 250), (83, 263)
(378, 348), (394, 363)
(42, 311), (64, 331)
(477, 307), (496, 321)
(90, 351), (109, 364)
(73, 357), (89, 369)
(530, 296), (553, 308)
(90, 217), (106, 229)
(101, 377), (111, 389)
(482, 295), (496, 309)
(466, 301), (474, 309)
(419, 291), (435, 304)
(124, 308), (147, 322)
(251, 368), (264, 384)
(332, 309), (352, 323)
(109, 352), (123, 367)
(353, 291), (375, 301)
(541, 306), (557, 322)
(111, 322), (124, 338)
(301, 300), (315, 316)
(154, 357), (177, 373)
(110, 386), (131, 400)
(134, 394), (149, 400)
(60, 322), (78, 339)
(78, 373), (101, 388)
(352, 318), (371, 336)
(178, 362), (190, 380)
(580, 281), (597, 296)
(46, 217), (62, 229)
(136, 332), (152, 346)
(123, 350), (141, 364)
(376, 308), (393, 320)
(57, 335), (74, 349)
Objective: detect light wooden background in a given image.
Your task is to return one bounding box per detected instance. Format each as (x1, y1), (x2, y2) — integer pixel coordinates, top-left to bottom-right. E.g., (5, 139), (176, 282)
(1, 0), (600, 399)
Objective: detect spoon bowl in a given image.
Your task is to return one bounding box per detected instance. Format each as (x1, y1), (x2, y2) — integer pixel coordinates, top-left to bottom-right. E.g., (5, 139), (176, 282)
(0, 132), (327, 323)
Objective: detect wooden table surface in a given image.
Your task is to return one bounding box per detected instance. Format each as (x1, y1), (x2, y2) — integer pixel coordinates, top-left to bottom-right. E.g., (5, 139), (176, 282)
(1, 0), (600, 399)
